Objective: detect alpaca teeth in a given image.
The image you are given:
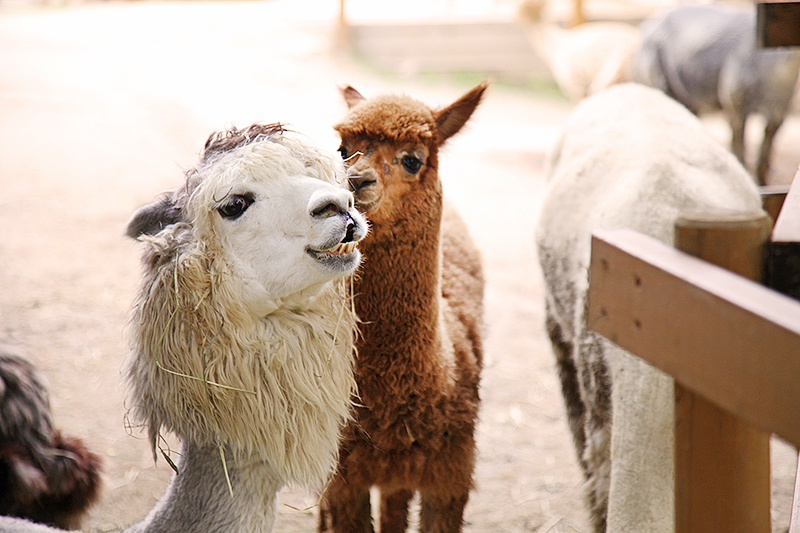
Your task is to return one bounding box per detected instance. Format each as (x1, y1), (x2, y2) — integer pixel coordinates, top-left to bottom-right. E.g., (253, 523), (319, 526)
(329, 242), (357, 255)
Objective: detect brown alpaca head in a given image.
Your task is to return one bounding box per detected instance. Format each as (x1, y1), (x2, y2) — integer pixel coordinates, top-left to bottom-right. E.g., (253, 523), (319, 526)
(333, 81), (489, 231)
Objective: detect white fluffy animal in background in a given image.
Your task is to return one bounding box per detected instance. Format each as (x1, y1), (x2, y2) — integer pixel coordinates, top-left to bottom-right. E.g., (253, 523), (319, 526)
(517, 0), (641, 100)
(536, 83), (761, 532)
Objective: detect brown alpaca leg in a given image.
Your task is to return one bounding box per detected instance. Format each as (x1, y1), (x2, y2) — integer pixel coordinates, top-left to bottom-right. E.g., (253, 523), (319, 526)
(418, 491), (468, 533)
(319, 482), (373, 533)
(379, 488), (413, 533)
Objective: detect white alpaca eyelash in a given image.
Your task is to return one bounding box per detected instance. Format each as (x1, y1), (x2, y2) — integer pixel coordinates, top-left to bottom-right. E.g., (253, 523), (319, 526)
(343, 151), (362, 162)
(213, 187), (235, 203)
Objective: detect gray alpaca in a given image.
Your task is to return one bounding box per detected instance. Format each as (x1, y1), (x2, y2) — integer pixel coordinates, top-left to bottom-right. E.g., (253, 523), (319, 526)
(632, 3), (800, 185)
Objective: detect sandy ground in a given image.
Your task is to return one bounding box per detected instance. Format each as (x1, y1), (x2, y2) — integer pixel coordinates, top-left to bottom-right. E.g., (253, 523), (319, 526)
(0, 1), (798, 532)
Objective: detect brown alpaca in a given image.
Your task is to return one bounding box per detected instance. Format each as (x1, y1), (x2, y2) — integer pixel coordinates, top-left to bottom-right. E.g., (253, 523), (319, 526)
(318, 81), (488, 533)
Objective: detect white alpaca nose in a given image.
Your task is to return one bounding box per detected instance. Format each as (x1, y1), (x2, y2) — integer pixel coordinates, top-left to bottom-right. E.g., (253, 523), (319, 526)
(309, 188), (355, 219)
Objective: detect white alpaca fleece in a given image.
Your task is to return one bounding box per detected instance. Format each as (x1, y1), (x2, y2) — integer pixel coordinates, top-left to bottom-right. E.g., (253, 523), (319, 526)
(536, 83), (761, 532)
(126, 131), (359, 489)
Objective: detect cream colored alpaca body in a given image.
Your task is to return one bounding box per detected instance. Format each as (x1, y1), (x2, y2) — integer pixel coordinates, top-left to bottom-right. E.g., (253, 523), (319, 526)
(536, 85), (761, 532)
(518, 0), (640, 100)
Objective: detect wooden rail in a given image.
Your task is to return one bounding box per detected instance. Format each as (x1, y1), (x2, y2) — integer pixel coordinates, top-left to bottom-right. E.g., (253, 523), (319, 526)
(757, 0), (800, 48)
(674, 212), (772, 533)
(588, 226), (800, 446)
(765, 176), (800, 307)
(588, 218), (800, 531)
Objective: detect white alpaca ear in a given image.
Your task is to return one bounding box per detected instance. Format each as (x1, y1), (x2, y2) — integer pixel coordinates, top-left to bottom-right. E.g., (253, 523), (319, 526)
(342, 86), (366, 109)
(434, 79), (490, 146)
(126, 196), (183, 239)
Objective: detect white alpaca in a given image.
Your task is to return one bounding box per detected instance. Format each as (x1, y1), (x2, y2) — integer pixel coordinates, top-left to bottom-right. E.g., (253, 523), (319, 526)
(0, 123), (368, 533)
(536, 84), (761, 532)
(517, 0), (641, 101)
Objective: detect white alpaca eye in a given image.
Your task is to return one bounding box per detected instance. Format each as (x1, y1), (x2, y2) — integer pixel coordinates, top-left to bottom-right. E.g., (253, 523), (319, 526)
(218, 193), (255, 220)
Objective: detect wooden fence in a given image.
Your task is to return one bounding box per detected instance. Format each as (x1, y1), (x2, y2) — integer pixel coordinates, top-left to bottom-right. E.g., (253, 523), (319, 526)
(587, 177), (800, 532)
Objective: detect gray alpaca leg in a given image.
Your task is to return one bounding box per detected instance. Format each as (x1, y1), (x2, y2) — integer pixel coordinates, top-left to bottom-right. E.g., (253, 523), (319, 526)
(576, 335), (612, 533)
(380, 488), (413, 533)
(756, 121), (781, 186)
(545, 304), (587, 472)
(728, 113), (747, 167)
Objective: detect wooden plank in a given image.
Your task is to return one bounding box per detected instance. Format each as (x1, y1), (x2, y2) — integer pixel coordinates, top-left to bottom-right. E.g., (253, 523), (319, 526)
(587, 228), (800, 448)
(674, 211), (771, 279)
(673, 212), (771, 533)
(765, 241), (800, 299)
(674, 389), (771, 533)
(767, 172), (800, 299)
(760, 184), (790, 224)
(348, 22), (547, 76)
(571, 0), (585, 26)
(757, 1), (800, 48)
(773, 168), (800, 243)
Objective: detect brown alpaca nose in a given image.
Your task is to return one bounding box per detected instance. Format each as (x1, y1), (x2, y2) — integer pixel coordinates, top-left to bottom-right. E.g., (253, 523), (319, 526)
(348, 170), (378, 193)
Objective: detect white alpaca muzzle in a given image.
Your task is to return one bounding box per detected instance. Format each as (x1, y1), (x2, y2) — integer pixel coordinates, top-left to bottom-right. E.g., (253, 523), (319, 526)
(306, 188), (368, 272)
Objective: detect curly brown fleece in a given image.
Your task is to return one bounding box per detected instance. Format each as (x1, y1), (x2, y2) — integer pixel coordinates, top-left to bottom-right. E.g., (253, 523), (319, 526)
(319, 81), (489, 533)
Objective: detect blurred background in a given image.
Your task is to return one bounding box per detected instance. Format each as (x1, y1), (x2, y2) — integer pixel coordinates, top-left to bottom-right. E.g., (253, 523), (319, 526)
(1, 0), (799, 531)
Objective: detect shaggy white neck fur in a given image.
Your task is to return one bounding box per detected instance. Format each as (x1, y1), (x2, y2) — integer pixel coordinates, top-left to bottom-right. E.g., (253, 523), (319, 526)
(128, 223), (357, 488)
(125, 133), (364, 493)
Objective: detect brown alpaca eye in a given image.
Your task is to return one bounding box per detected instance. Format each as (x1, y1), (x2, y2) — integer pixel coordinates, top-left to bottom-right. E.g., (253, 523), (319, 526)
(218, 194), (254, 220)
(338, 145), (349, 159)
(400, 154), (423, 174)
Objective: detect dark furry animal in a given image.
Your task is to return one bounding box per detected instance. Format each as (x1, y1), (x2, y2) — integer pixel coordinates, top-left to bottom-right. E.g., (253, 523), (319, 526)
(632, 3), (800, 185)
(318, 81), (488, 533)
(0, 347), (101, 530)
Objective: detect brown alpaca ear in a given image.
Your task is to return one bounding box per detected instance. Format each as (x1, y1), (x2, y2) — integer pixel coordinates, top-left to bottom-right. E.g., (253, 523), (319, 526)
(342, 86), (366, 109)
(434, 79), (490, 145)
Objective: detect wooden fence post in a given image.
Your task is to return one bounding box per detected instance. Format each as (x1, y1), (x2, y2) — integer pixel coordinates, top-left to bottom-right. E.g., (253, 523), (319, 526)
(571, 0), (585, 27)
(673, 211), (772, 533)
(336, 0), (350, 48)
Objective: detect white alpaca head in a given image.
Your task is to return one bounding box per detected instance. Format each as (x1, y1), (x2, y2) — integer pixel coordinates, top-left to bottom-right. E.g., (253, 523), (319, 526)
(126, 124), (367, 486)
(129, 123), (368, 316)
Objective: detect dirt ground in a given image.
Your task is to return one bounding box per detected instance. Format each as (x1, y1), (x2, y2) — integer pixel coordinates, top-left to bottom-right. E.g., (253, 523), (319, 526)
(0, 1), (798, 532)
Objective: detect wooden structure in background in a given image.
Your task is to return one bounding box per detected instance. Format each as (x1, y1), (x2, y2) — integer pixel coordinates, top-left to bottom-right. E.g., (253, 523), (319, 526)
(587, 176), (800, 530)
(570, 0), (585, 27)
(673, 213), (772, 533)
(758, 0), (800, 47)
(333, 0), (600, 78)
(769, 178), (800, 300)
(343, 22), (541, 77)
(333, 0), (545, 78)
